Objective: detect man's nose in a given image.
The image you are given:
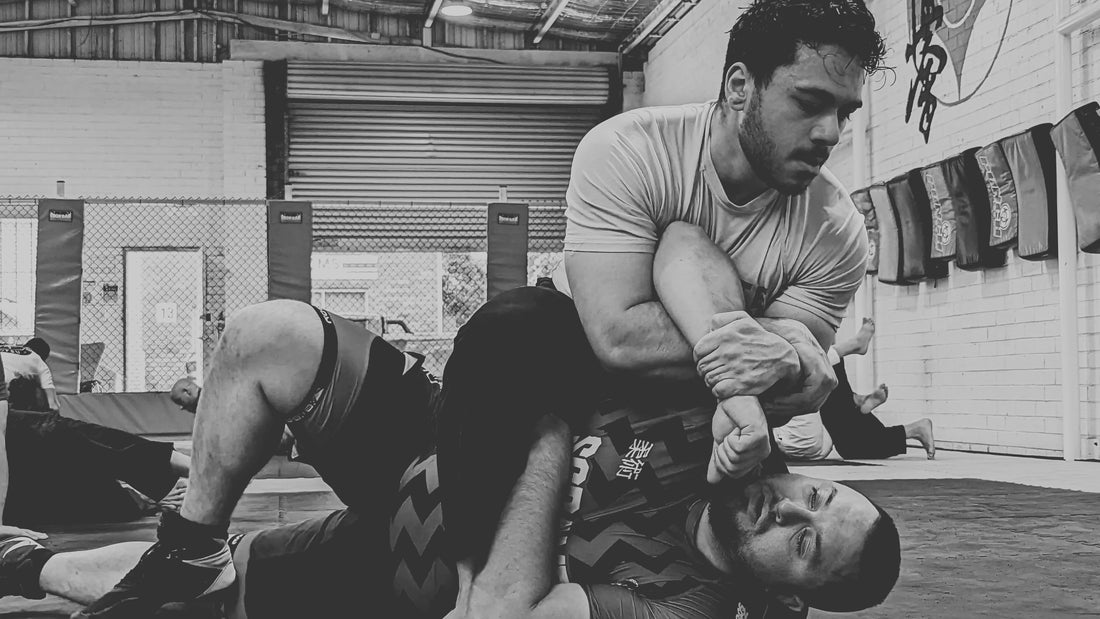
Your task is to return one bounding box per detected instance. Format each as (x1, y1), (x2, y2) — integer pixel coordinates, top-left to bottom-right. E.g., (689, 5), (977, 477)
(812, 114), (841, 146)
(774, 498), (814, 525)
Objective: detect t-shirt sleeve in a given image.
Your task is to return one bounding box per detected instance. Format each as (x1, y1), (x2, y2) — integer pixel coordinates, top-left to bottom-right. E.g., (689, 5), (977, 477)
(770, 187), (868, 330)
(583, 583), (766, 619)
(564, 117), (661, 254)
(34, 356), (54, 390)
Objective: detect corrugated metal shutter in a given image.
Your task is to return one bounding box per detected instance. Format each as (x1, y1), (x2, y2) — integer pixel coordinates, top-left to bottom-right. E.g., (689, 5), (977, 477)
(287, 62), (611, 105)
(286, 62), (610, 204)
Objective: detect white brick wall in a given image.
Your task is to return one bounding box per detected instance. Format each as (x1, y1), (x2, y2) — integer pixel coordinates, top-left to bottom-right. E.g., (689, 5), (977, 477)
(641, 0), (745, 107)
(0, 59), (265, 198)
(645, 1), (1100, 459)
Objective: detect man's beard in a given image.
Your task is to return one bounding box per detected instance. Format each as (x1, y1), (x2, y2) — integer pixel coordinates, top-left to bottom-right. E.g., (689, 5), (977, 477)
(739, 94), (805, 196)
(707, 489), (754, 573)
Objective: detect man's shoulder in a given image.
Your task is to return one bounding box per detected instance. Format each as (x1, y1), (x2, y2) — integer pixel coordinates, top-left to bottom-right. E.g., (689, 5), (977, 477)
(802, 166), (863, 236)
(587, 102), (713, 148)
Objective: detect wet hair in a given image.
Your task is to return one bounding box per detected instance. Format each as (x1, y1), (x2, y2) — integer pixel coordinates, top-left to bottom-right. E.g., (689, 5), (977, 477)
(802, 501), (900, 611)
(23, 337), (50, 361)
(718, 0), (888, 98)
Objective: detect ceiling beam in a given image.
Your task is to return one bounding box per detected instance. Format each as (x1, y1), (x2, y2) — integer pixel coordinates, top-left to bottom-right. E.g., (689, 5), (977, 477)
(423, 0), (444, 28)
(531, 0), (570, 44)
(619, 0), (692, 55)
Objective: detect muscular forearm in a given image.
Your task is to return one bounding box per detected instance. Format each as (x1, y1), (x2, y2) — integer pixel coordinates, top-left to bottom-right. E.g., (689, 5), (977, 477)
(601, 300), (697, 380)
(466, 418), (572, 614)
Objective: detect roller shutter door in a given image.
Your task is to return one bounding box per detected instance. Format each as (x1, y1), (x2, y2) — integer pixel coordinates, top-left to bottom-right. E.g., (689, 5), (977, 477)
(286, 62), (611, 204)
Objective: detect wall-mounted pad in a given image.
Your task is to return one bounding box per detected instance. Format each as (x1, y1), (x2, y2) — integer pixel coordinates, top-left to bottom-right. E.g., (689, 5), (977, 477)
(942, 148), (1007, 270)
(868, 184), (904, 285)
(850, 188), (879, 275)
(919, 162), (957, 261)
(1050, 102), (1100, 253)
(974, 142), (1019, 250)
(1000, 124), (1057, 260)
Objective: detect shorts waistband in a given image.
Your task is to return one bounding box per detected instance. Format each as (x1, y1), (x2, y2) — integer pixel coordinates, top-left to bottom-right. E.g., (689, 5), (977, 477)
(285, 306), (339, 424)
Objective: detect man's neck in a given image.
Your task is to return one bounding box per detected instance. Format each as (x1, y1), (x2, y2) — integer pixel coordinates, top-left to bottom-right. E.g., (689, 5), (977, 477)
(695, 501), (737, 574)
(708, 104), (769, 205)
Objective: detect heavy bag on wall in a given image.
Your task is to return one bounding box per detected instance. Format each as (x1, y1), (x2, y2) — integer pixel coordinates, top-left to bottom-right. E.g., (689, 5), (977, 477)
(887, 171), (948, 282)
(1000, 124), (1058, 260)
(850, 188), (879, 275)
(974, 141), (1019, 250)
(869, 184), (903, 285)
(866, 183), (902, 285)
(919, 162), (957, 261)
(907, 169), (949, 280)
(1050, 102), (1100, 253)
(942, 148), (1008, 270)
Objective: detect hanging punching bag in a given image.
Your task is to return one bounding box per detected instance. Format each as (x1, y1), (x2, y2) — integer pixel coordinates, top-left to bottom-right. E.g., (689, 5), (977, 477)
(1050, 102), (1100, 253)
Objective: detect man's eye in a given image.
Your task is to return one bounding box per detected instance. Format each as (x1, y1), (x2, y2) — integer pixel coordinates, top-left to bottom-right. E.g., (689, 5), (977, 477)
(796, 529), (808, 555)
(797, 99), (819, 114)
(810, 488), (819, 510)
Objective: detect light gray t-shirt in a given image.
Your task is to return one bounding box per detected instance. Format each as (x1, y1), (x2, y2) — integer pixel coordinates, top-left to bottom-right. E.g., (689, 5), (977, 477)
(553, 101), (867, 328)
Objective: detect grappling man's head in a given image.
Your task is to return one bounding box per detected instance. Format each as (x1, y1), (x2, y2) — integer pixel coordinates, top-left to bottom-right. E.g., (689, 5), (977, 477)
(170, 377), (201, 413)
(707, 472), (899, 612)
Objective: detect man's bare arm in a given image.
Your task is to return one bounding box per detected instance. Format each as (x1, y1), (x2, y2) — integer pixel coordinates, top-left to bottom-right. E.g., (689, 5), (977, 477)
(566, 251), (696, 380)
(450, 416), (593, 619)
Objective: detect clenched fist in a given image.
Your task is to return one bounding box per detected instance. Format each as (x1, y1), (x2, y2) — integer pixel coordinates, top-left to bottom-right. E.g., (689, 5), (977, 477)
(694, 311), (800, 400)
(707, 395), (771, 483)
(756, 317), (838, 416)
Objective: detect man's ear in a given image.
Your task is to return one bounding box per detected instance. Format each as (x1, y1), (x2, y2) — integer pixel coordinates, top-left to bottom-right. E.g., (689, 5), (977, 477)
(724, 62), (752, 111)
(772, 592), (806, 613)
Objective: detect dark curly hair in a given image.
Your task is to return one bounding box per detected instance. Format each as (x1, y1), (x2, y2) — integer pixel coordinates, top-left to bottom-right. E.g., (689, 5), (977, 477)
(718, 0), (888, 99)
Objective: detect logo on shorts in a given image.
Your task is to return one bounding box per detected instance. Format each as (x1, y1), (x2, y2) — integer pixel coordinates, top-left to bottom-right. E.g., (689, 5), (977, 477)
(279, 211), (303, 224)
(496, 213), (520, 226)
(286, 385), (326, 424)
(736, 602), (750, 619)
(615, 439), (654, 481)
(48, 209), (73, 223)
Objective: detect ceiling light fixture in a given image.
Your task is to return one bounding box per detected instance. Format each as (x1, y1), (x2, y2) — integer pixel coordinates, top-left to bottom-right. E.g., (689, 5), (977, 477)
(440, 3), (472, 16)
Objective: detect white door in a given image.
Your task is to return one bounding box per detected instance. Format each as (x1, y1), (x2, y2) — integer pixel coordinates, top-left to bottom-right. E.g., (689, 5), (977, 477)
(124, 249), (204, 392)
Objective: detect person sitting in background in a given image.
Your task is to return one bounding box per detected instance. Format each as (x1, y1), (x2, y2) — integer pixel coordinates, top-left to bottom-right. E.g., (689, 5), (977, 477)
(2, 338), (58, 412)
(774, 318), (935, 461)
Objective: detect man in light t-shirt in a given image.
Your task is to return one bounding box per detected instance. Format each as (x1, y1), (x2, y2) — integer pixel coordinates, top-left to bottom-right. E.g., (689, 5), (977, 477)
(1, 339), (58, 412)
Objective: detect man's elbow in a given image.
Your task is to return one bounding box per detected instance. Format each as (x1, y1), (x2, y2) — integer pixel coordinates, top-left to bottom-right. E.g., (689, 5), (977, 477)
(589, 334), (638, 374)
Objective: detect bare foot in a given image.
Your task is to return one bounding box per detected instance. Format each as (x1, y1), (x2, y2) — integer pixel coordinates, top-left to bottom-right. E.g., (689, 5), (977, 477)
(905, 418), (935, 459)
(858, 384), (889, 414)
(851, 317), (875, 355)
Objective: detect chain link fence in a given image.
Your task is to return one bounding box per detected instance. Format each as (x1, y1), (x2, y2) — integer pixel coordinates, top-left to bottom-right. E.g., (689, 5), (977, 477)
(3, 198), (567, 389)
(312, 201), (566, 375)
(0, 198), (38, 346)
(80, 199), (268, 393)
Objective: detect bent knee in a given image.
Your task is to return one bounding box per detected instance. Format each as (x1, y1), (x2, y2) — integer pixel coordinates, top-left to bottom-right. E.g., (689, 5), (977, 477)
(217, 301), (324, 407)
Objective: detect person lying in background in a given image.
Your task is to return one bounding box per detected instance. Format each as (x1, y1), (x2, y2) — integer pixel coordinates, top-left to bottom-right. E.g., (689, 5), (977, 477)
(774, 319), (935, 461)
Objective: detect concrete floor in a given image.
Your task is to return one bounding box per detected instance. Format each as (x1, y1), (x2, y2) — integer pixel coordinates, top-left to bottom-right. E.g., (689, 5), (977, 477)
(1, 448), (1097, 618)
